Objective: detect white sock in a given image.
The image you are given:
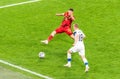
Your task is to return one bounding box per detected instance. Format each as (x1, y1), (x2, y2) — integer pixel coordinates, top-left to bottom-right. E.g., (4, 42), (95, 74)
(67, 53), (71, 64)
(83, 58), (89, 67)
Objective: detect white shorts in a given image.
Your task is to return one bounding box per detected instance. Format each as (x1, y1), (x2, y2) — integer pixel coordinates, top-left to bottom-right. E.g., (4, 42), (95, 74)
(69, 42), (85, 56)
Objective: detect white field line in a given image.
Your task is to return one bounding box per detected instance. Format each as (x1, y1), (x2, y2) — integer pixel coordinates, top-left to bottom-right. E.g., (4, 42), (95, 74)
(0, 0), (41, 9)
(0, 59), (53, 79)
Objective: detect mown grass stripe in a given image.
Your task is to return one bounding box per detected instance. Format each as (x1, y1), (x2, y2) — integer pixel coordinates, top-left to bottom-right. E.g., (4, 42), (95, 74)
(0, 0), (41, 9)
(0, 59), (53, 79)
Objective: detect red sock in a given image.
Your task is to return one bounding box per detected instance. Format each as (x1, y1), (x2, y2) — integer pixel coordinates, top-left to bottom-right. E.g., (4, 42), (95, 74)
(48, 35), (53, 42)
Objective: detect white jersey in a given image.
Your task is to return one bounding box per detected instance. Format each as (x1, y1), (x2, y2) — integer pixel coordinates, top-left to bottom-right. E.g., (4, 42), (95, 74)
(73, 29), (85, 43)
(70, 29), (85, 56)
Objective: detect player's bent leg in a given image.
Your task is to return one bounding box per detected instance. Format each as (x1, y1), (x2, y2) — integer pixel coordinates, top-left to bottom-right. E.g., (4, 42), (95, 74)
(80, 55), (89, 72)
(48, 31), (56, 41)
(64, 50), (72, 67)
(41, 31), (56, 44)
(65, 28), (74, 39)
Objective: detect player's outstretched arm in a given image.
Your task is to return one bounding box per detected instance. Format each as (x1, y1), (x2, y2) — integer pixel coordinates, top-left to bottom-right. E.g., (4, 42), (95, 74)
(56, 13), (64, 16)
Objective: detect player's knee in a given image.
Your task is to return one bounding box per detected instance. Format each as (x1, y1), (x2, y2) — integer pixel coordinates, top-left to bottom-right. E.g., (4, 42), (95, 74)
(51, 31), (56, 37)
(81, 55), (85, 59)
(67, 50), (71, 54)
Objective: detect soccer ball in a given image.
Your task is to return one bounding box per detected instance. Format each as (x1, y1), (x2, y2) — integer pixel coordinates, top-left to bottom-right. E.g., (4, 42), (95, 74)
(38, 52), (45, 58)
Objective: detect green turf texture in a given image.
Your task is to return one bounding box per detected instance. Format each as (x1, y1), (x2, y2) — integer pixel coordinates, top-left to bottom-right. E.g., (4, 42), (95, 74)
(0, 65), (31, 79)
(0, 0), (120, 79)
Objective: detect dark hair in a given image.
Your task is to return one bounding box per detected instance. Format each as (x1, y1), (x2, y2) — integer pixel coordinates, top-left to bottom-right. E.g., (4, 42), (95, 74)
(69, 8), (74, 11)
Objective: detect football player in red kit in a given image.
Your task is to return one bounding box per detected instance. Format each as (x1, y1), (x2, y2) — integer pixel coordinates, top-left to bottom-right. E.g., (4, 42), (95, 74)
(41, 8), (75, 44)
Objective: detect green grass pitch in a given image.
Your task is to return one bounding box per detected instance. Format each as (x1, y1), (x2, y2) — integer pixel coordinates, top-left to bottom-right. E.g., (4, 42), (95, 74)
(0, 0), (120, 79)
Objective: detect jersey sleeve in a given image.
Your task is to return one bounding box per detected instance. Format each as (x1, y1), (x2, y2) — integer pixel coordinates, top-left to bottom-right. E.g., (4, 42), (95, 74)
(64, 12), (69, 17)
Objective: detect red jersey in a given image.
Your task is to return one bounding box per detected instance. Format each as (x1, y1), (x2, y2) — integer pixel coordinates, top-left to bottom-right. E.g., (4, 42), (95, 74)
(61, 12), (74, 28)
(55, 12), (74, 35)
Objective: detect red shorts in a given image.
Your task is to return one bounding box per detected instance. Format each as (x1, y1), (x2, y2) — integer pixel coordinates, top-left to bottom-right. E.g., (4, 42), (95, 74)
(55, 26), (73, 36)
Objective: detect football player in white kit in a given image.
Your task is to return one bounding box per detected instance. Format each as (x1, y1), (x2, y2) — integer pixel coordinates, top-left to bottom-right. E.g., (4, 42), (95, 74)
(64, 24), (89, 72)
